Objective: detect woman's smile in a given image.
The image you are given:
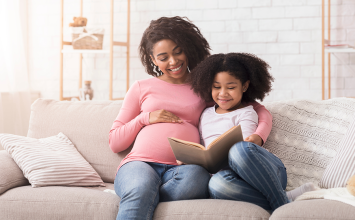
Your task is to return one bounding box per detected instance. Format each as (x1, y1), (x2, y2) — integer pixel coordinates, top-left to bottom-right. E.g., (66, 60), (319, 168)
(168, 63), (184, 74)
(150, 39), (189, 84)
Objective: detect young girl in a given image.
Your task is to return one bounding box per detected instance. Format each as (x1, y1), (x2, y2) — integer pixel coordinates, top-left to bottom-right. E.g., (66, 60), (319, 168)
(188, 53), (316, 212)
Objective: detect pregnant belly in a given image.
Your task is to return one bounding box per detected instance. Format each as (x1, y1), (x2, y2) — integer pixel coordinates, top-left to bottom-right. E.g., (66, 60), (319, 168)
(132, 122), (200, 163)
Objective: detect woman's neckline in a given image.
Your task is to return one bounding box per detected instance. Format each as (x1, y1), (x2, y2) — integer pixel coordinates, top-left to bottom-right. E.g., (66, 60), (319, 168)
(154, 77), (189, 86)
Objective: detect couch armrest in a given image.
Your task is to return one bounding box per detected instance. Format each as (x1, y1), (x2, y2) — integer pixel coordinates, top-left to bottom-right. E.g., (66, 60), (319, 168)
(0, 150), (29, 195)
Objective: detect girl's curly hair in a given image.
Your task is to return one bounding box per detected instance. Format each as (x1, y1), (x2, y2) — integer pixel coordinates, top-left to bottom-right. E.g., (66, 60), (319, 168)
(188, 53), (274, 103)
(139, 16), (211, 77)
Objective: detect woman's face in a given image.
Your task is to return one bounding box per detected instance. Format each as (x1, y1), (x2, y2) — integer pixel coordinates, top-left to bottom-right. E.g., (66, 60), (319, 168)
(150, 39), (189, 84)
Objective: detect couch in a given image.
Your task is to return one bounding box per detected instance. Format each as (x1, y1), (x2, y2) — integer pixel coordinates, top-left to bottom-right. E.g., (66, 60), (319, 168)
(1, 98), (355, 220)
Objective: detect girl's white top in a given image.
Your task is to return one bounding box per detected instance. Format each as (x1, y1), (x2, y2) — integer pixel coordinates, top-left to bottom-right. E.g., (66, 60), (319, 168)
(199, 105), (258, 148)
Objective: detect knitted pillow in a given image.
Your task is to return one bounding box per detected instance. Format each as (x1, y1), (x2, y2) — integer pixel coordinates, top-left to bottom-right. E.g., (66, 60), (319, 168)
(263, 98), (355, 190)
(319, 115), (355, 188)
(0, 132), (105, 188)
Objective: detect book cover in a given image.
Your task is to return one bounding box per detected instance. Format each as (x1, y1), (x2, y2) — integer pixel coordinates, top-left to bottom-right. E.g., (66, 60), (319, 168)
(168, 125), (243, 173)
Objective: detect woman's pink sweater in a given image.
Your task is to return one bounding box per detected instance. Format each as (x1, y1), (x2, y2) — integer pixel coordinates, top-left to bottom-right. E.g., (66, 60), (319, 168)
(109, 78), (272, 170)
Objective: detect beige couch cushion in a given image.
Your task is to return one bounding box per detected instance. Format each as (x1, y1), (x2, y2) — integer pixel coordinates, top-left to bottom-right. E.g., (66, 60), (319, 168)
(154, 199), (270, 220)
(0, 184), (270, 220)
(0, 151), (29, 195)
(320, 115), (355, 188)
(0, 184), (119, 220)
(270, 199), (355, 220)
(27, 99), (132, 183)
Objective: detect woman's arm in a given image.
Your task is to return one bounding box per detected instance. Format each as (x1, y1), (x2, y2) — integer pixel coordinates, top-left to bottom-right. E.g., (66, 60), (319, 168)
(109, 81), (150, 153)
(247, 101), (272, 146)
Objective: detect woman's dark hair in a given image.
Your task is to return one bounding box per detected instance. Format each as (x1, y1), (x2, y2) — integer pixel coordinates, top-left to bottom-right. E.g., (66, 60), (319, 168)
(188, 53), (274, 103)
(139, 16), (211, 77)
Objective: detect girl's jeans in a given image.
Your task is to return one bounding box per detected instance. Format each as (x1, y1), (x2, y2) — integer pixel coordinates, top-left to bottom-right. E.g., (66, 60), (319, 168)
(114, 161), (210, 220)
(209, 141), (288, 211)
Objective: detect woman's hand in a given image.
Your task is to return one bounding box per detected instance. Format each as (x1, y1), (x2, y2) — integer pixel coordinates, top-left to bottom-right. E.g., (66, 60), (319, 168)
(149, 109), (182, 124)
(244, 134), (263, 146)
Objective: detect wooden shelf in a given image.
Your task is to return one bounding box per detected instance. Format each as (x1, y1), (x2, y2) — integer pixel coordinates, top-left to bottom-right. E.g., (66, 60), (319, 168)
(60, 0), (130, 101)
(325, 48), (355, 53)
(61, 49), (110, 54)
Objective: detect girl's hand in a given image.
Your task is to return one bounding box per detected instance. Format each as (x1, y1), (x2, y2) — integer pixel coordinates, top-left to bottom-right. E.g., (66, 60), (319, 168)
(149, 109), (183, 124)
(176, 160), (186, 165)
(244, 134), (263, 146)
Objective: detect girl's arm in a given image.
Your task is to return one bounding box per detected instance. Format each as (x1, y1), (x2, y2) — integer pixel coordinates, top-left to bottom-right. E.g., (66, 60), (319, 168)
(246, 101), (272, 146)
(109, 81), (150, 153)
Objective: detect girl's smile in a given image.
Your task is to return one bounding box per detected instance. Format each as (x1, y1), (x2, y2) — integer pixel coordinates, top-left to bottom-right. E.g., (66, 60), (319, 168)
(212, 71), (250, 114)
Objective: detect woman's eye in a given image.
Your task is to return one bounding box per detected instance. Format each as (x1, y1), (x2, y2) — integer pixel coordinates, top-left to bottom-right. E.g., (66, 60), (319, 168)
(213, 86), (220, 89)
(228, 87), (236, 89)
(160, 58), (167, 61)
(176, 50), (182, 54)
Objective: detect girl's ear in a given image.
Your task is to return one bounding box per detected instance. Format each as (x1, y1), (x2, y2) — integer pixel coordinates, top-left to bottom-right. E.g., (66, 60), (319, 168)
(243, 80), (250, 92)
(150, 55), (157, 66)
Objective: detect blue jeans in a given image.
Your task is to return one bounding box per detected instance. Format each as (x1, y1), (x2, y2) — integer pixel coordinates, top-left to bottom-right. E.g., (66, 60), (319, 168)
(209, 141), (288, 211)
(114, 161), (210, 220)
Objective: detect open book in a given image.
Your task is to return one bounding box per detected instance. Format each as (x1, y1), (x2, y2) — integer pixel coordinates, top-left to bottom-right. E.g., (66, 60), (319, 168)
(168, 125), (243, 173)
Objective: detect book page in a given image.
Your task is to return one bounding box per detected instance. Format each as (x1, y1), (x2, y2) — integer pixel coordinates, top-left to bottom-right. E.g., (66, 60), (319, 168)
(207, 126), (240, 149)
(168, 137), (205, 150)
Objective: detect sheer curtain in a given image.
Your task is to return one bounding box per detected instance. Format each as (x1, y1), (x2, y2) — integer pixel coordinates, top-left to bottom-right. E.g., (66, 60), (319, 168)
(0, 0), (32, 136)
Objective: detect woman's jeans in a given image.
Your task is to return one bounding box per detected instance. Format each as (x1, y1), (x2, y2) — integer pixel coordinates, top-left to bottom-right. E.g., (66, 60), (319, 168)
(114, 161), (210, 220)
(209, 141), (288, 211)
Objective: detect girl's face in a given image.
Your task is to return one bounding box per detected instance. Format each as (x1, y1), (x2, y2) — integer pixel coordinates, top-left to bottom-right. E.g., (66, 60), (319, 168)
(212, 71), (250, 114)
(150, 39), (189, 84)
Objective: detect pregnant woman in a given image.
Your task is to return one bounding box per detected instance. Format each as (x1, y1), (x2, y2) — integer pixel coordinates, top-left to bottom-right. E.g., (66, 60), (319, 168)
(109, 16), (272, 220)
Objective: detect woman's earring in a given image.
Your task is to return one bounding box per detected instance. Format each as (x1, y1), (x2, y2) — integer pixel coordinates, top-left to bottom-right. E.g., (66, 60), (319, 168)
(151, 62), (163, 76)
(187, 66), (190, 73)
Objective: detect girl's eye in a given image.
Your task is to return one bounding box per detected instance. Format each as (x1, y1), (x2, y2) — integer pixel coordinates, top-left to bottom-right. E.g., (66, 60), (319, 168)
(213, 86), (220, 89)
(228, 87), (236, 90)
(176, 50), (182, 54)
(160, 57), (167, 61)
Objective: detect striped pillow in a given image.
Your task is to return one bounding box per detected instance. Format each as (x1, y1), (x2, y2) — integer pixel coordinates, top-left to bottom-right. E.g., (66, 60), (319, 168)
(0, 132), (105, 188)
(320, 116), (355, 188)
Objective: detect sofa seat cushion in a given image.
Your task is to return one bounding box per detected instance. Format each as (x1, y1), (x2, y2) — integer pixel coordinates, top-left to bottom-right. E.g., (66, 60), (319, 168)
(0, 184), (119, 220)
(270, 199), (355, 220)
(0, 184), (270, 220)
(154, 199), (270, 220)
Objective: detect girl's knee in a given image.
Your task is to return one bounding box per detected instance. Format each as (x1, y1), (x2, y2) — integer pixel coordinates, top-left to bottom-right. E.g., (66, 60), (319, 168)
(229, 141), (257, 165)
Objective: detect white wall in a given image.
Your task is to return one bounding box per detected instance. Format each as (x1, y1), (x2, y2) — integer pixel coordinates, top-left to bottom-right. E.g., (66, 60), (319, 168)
(28, 0), (355, 102)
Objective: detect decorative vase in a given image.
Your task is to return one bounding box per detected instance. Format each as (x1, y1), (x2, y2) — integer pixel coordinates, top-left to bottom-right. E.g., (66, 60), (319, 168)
(81, 80), (94, 100)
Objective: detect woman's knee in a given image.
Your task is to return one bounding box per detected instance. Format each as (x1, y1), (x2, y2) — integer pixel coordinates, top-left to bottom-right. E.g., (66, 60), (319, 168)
(114, 161), (160, 199)
(160, 165), (210, 201)
(180, 165), (210, 197)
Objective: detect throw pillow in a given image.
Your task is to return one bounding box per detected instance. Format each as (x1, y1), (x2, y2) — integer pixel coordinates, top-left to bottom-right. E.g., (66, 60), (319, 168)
(263, 98), (355, 190)
(0, 150), (29, 194)
(319, 115), (355, 188)
(0, 132), (105, 188)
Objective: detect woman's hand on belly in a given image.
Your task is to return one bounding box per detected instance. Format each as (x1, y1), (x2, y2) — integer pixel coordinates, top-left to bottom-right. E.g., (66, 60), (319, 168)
(149, 109), (183, 124)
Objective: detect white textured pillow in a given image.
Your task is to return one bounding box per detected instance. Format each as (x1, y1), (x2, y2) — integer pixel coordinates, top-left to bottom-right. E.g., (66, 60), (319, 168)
(0, 132), (105, 188)
(263, 98), (355, 190)
(320, 116), (355, 188)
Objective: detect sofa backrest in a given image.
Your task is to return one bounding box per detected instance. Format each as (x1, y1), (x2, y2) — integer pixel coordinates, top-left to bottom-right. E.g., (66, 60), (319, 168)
(263, 97), (355, 190)
(27, 99), (131, 183)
